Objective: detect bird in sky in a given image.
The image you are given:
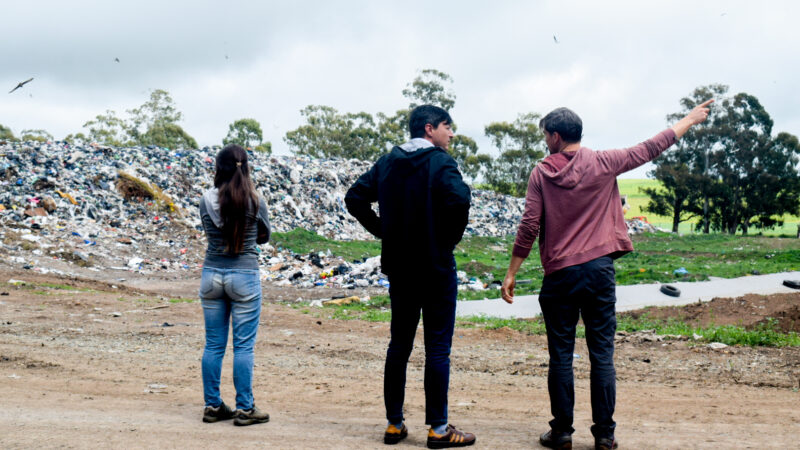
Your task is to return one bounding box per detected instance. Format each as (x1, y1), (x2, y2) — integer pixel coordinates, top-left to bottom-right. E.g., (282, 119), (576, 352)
(9, 77), (33, 94)
(553, 35), (559, 44)
(115, 57), (120, 63)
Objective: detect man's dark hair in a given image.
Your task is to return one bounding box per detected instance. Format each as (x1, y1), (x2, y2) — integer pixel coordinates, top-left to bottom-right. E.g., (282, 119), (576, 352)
(409, 105), (452, 139)
(539, 107), (583, 143)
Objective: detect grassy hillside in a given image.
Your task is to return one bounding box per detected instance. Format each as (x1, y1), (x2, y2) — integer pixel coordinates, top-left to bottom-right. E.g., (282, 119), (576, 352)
(618, 179), (800, 236)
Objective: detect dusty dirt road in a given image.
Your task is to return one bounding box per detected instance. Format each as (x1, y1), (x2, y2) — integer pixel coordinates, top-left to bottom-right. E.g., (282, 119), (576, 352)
(1, 268), (799, 449)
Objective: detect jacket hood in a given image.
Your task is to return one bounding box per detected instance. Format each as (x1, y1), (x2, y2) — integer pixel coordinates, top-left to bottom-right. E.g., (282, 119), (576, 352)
(202, 188), (224, 228)
(387, 144), (442, 177)
(536, 148), (588, 189)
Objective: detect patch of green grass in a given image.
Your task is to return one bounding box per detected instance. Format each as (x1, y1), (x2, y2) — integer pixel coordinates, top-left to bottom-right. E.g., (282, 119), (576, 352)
(37, 282), (94, 292)
(369, 295), (391, 307)
(455, 313), (799, 347)
(454, 235), (543, 298)
(615, 232), (800, 284)
(270, 228), (381, 262)
(168, 297), (196, 303)
(325, 301), (392, 322)
(617, 314), (800, 347)
(457, 315), (547, 335)
(290, 295), (394, 322)
(618, 179), (800, 235)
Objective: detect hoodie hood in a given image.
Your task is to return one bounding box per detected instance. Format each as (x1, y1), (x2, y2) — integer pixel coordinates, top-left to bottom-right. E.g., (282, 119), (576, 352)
(536, 148), (588, 189)
(202, 188), (224, 228)
(387, 143), (442, 178)
(399, 137), (435, 153)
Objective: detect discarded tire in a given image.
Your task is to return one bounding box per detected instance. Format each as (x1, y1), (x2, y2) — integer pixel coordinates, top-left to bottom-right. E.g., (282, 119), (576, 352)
(660, 284), (680, 297)
(782, 280), (800, 289)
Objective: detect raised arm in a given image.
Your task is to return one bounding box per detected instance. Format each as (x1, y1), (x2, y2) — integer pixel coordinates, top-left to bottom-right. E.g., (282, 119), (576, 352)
(671, 99), (714, 138)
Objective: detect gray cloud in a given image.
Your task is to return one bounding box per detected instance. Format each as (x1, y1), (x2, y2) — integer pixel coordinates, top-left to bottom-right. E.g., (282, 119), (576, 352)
(1, 0), (798, 181)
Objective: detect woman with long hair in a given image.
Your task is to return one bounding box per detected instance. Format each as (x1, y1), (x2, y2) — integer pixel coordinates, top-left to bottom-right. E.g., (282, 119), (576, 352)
(198, 144), (271, 426)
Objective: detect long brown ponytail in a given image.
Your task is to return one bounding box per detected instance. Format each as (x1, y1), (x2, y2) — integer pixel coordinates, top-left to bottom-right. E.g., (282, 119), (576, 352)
(214, 144), (259, 254)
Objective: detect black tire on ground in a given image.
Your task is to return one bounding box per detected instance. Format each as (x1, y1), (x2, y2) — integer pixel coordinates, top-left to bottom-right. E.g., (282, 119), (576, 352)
(782, 280), (800, 289)
(660, 284), (680, 297)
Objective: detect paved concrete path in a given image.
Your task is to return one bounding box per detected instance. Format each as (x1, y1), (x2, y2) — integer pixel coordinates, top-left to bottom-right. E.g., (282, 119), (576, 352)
(455, 271), (800, 319)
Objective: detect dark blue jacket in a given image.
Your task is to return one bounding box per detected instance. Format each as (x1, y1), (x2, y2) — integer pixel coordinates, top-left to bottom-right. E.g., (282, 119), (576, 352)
(345, 145), (471, 277)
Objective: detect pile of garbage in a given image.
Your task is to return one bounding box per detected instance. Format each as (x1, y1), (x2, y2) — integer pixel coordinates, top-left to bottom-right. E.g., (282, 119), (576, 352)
(0, 140), (520, 287)
(0, 140), (527, 239)
(0, 140), (657, 289)
(626, 216), (662, 234)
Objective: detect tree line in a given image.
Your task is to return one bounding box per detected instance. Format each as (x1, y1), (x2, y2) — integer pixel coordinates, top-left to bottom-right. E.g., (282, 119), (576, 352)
(2, 74), (798, 235)
(643, 84), (800, 235)
(283, 69), (544, 197)
(0, 89), (271, 154)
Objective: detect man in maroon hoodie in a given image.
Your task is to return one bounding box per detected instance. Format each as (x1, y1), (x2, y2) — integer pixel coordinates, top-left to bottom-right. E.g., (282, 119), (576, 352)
(501, 100), (713, 450)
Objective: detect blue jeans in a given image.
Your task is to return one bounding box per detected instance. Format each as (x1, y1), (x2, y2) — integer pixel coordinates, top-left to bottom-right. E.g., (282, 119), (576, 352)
(199, 267), (262, 410)
(539, 256), (617, 439)
(384, 271), (457, 427)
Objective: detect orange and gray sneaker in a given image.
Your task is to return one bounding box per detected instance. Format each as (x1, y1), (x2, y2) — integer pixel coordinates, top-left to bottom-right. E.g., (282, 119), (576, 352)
(384, 423), (408, 445)
(427, 424), (476, 449)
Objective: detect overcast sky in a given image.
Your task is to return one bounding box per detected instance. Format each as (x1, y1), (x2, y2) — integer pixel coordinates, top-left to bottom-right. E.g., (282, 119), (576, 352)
(2, 0), (798, 178)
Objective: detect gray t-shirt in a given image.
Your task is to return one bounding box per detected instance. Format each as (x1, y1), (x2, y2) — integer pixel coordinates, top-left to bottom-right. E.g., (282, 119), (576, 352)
(199, 188), (270, 270)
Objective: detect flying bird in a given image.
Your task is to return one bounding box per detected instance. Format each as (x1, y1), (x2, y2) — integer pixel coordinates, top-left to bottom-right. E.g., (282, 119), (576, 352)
(115, 57), (120, 63)
(9, 77), (33, 94)
(553, 35), (559, 44)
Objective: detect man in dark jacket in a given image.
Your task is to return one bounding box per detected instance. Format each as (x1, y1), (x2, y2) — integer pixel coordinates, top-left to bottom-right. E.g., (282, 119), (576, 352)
(346, 105), (475, 448)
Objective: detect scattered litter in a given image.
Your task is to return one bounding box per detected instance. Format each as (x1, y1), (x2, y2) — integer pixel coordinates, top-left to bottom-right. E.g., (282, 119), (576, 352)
(322, 296), (360, 306)
(145, 305), (170, 310)
(708, 342), (728, 350)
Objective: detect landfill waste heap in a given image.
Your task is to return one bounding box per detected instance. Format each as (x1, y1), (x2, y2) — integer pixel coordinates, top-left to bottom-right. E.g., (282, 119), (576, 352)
(0, 140), (659, 292)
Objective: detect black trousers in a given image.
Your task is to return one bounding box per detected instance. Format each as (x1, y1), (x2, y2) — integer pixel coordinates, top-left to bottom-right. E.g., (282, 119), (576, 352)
(539, 256), (617, 439)
(384, 271), (457, 427)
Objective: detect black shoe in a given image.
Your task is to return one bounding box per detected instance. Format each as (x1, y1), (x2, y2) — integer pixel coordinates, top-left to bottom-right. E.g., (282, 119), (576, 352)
(595, 437), (618, 450)
(384, 423), (408, 445)
(233, 405), (270, 426)
(539, 429), (572, 449)
(202, 402), (234, 423)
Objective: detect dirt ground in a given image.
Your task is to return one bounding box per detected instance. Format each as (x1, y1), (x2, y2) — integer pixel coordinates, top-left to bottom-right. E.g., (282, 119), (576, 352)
(1, 266), (799, 449)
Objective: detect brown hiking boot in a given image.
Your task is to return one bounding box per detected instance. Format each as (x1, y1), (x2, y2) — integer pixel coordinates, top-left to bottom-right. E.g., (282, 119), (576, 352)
(539, 429), (572, 449)
(384, 423), (408, 445)
(202, 402), (234, 423)
(427, 424), (476, 449)
(233, 405), (270, 426)
(595, 437), (618, 450)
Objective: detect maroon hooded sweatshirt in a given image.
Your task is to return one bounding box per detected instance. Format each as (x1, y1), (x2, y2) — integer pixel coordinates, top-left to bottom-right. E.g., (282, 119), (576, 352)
(512, 129), (678, 275)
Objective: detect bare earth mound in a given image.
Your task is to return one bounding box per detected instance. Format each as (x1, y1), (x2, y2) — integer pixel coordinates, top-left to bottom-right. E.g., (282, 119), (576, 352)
(623, 292), (800, 333)
(1, 268), (799, 448)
